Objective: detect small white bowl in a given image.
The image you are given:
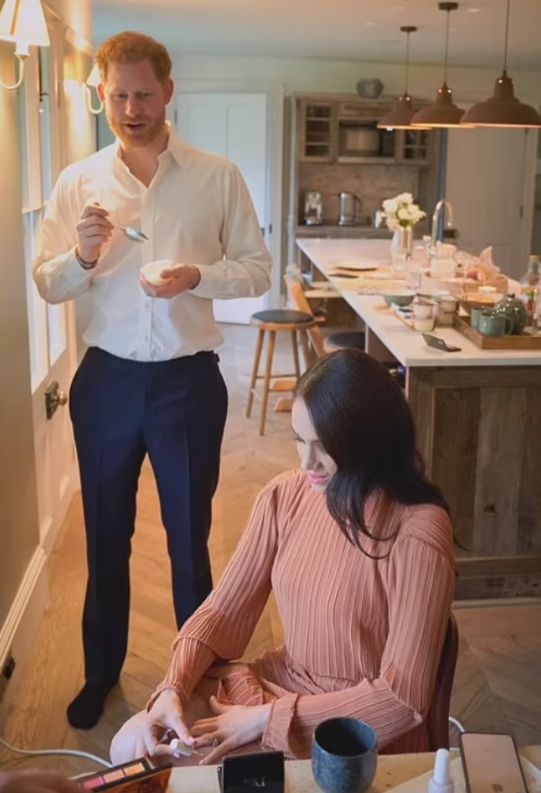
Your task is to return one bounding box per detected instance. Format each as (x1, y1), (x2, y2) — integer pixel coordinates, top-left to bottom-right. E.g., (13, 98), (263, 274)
(141, 259), (173, 286)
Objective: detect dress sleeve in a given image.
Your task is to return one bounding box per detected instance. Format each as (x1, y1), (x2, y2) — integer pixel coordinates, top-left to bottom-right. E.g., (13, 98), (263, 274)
(150, 478), (281, 707)
(190, 162), (271, 301)
(262, 519), (455, 757)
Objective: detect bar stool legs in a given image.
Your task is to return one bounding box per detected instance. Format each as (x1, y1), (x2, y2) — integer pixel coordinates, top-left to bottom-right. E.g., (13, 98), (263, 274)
(246, 309), (318, 436)
(259, 330), (276, 436)
(246, 328), (264, 419)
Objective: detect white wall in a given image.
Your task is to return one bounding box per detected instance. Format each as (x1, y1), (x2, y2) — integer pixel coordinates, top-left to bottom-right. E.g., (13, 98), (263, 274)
(0, 0), (93, 718)
(171, 53), (541, 105)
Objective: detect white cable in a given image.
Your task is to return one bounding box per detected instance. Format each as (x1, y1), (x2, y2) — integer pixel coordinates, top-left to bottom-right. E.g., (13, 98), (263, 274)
(449, 716), (466, 734)
(0, 735), (112, 769)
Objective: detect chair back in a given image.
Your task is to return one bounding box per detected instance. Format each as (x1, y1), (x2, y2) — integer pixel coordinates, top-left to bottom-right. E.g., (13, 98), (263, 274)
(426, 613), (459, 750)
(284, 274), (326, 358)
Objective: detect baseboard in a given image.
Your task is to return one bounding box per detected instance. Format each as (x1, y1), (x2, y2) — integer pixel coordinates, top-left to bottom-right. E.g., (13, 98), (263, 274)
(0, 545), (48, 724)
(453, 596), (541, 609)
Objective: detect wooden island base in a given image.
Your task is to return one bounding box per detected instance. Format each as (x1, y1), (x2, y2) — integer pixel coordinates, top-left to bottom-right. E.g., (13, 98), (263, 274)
(407, 365), (541, 599)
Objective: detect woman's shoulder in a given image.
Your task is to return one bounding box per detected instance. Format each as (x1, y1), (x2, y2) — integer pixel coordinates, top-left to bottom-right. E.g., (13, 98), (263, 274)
(256, 468), (310, 502)
(393, 501), (454, 558)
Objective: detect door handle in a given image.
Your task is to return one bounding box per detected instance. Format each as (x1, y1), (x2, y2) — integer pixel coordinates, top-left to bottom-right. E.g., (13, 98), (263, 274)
(45, 381), (68, 420)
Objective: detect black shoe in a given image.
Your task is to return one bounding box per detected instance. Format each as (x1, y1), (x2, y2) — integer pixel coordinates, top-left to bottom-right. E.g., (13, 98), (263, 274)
(67, 681), (117, 729)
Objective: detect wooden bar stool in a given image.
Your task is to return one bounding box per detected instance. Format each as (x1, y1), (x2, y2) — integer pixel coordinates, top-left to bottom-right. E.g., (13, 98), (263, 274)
(246, 309), (318, 436)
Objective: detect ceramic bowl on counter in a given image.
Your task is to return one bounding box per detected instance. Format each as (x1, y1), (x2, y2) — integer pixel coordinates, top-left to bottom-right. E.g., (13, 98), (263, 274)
(382, 291), (415, 308)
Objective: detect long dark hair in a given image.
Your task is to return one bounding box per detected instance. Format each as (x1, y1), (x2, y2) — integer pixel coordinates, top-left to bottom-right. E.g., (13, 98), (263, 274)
(295, 349), (448, 554)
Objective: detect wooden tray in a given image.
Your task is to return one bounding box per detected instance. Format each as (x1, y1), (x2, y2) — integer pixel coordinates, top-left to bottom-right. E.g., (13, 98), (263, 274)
(454, 315), (541, 349)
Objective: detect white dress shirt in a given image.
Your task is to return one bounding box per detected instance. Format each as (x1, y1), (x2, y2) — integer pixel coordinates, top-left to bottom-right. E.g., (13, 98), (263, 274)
(33, 129), (272, 361)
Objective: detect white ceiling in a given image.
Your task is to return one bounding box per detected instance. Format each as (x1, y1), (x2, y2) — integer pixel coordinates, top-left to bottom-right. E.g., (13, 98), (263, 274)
(92, 0), (541, 71)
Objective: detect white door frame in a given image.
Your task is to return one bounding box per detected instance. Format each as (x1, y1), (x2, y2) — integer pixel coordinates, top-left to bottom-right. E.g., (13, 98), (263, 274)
(170, 78), (284, 308)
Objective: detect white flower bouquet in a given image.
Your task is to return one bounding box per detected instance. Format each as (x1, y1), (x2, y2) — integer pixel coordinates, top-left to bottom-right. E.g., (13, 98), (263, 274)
(381, 192), (426, 231)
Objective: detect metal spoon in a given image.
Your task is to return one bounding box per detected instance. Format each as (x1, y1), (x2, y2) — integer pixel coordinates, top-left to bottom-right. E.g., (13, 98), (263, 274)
(113, 223), (149, 243)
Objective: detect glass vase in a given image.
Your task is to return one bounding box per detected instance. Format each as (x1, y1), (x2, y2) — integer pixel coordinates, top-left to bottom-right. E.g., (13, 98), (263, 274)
(391, 226), (414, 258)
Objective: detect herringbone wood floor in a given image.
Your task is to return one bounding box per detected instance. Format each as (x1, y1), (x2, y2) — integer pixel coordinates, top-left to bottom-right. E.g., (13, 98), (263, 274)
(1, 324), (540, 775)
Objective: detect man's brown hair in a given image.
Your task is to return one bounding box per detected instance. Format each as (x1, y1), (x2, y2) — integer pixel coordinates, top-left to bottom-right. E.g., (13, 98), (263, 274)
(96, 31), (172, 85)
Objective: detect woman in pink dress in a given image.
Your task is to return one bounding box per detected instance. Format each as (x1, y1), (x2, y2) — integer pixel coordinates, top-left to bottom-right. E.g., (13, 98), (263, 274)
(111, 350), (455, 764)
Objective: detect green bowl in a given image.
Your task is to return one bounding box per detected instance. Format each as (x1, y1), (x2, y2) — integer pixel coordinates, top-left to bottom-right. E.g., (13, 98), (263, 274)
(383, 292), (415, 307)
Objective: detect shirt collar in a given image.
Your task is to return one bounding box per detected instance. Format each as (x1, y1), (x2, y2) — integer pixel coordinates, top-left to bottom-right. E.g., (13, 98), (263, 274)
(112, 122), (185, 168)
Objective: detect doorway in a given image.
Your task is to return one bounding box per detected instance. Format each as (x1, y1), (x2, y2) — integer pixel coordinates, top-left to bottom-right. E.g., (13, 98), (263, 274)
(175, 91), (272, 323)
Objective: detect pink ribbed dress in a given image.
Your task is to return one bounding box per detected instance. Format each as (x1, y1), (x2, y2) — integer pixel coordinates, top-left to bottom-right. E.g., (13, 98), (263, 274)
(153, 469), (455, 757)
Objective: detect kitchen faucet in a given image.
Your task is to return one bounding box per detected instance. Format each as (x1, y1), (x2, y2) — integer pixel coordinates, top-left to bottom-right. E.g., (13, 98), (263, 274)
(431, 199), (457, 246)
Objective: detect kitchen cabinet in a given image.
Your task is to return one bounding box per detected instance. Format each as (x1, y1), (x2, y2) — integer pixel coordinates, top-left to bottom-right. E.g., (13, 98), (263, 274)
(299, 100), (336, 161)
(297, 96), (434, 166)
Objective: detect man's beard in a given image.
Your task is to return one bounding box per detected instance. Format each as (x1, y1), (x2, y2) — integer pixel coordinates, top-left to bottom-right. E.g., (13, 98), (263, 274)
(108, 112), (165, 148)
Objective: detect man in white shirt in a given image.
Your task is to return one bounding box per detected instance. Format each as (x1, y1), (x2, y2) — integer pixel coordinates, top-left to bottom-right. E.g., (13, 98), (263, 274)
(33, 31), (271, 730)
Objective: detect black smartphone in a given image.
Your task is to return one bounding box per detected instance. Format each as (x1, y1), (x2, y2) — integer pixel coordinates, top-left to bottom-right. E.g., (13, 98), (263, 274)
(459, 732), (529, 793)
(422, 333), (461, 352)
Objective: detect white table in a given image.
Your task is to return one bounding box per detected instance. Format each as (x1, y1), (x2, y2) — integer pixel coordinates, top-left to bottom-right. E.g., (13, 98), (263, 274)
(169, 747), (541, 793)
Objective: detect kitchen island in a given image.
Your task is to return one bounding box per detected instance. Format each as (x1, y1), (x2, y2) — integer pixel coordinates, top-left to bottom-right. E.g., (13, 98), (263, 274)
(297, 237), (541, 599)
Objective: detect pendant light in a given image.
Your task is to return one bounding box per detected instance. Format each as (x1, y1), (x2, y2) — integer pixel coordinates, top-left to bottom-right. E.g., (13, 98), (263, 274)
(411, 2), (465, 128)
(461, 0), (540, 127)
(378, 26), (430, 130)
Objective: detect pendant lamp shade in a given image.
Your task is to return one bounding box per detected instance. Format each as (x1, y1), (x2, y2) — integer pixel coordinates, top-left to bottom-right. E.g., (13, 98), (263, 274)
(0, 0), (50, 49)
(460, 1), (540, 127)
(378, 94), (415, 129)
(462, 73), (540, 127)
(378, 26), (430, 130)
(411, 2), (465, 128)
(411, 83), (464, 127)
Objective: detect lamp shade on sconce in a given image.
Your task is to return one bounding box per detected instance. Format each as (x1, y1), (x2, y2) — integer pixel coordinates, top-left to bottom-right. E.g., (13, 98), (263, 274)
(86, 63), (100, 88)
(0, 0), (50, 48)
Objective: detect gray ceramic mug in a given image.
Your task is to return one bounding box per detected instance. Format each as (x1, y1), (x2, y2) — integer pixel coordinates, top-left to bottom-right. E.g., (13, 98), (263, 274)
(312, 718), (378, 793)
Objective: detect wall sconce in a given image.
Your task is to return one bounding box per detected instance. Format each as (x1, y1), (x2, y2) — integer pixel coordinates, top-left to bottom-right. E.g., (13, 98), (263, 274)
(0, 0), (50, 90)
(85, 63), (104, 115)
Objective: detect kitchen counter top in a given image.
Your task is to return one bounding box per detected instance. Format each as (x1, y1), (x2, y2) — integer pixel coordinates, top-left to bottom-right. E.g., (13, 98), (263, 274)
(296, 224), (392, 239)
(296, 237), (541, 368)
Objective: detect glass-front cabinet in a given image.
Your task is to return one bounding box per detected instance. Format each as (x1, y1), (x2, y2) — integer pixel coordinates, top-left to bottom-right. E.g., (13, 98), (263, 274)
(297, 97), (434, 166)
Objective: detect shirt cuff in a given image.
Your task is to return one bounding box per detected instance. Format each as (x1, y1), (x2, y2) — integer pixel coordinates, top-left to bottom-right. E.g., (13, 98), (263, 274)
(189, 263), (220, 299)
(65, 248), (96, 286)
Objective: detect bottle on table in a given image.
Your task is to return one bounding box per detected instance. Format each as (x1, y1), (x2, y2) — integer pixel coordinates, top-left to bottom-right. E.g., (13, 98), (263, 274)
(520, 255), (540, 327)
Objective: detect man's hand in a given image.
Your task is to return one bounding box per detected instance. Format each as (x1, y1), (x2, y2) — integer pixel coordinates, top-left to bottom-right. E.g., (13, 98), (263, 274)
(0, 771), (80, 793)
(140, 264), (201, 298)
(191, 696), (272, 765)
(76, 204), (113, 264)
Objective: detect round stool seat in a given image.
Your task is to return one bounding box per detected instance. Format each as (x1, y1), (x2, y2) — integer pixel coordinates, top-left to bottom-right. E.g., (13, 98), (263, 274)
(323, 330), (366, 352)
(251, 309), (314, 325)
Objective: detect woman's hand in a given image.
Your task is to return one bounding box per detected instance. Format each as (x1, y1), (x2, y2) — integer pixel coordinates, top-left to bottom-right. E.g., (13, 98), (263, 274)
(110, 689), (194, 763)
(191, 696), (272, 765)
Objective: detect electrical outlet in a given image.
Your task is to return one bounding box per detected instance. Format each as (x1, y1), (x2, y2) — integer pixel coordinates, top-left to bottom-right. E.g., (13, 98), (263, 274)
(0, 652), (16, 703)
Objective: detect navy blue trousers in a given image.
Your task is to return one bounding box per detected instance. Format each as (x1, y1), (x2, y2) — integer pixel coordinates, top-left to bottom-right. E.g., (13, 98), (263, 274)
(69, 347), (228, 687)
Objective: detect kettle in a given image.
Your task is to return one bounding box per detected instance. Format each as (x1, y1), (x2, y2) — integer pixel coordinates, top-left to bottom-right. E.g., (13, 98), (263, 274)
(494, 294), (528, 334)
(338, 192), (361, 226)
